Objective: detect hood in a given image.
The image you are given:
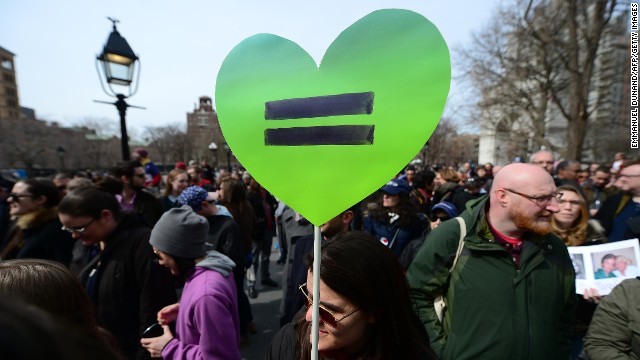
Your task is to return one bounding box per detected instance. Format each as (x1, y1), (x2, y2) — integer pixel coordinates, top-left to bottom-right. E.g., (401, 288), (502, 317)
(196, 250), (236, 277)
(215, 205), (233, 218)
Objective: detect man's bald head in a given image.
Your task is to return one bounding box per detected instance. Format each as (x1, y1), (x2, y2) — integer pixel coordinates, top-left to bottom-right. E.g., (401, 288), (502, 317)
(489, 163), (559, 238)
(491, 163), (554, 193)
(530, 150), (555, 174)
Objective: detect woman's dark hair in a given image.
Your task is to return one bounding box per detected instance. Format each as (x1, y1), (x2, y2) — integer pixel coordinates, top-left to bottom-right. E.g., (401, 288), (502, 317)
(172, 255), (197, 284)
(0, 296), (123, 360)
(58, 186), (121, 221)
(219, 178), (252, 220)
(0, 259), (98, 334)
(413, 169), (436, 190)
(21, 179), (61, 208)
(296, 231), (435, 360)
(369, 191), (420, 228)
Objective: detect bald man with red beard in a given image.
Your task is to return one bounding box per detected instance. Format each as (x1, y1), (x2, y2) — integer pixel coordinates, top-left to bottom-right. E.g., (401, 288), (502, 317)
(408, 163), (577, 360)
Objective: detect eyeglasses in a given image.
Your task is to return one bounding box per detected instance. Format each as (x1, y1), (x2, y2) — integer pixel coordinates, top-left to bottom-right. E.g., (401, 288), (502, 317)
(61, 218), (95, 234)
(503, 188), (562, 205)
(429, 214), (451, 222)
(7, 193), (35, 203)
(299, 283), (359, 328)
(618, 173), (640, 178)
(557, 199), (583, 207)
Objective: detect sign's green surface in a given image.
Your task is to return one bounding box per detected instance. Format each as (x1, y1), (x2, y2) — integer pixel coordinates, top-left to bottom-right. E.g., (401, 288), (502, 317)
(215, 9), (450, 225)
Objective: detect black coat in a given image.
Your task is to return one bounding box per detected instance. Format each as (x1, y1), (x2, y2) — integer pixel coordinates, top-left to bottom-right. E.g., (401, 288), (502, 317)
(132, 190), (164, 228)
(206, 214), (245, 284)
(75, 215), (177, 360)
(0, 207), (74, 265)
(595, 193), (640, 241)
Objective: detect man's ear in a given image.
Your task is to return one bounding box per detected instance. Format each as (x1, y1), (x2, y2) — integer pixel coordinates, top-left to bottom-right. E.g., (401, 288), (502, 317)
(495, 189), (509, 207)
(342, 210), (355, 224)
(100, 209), (114, 223)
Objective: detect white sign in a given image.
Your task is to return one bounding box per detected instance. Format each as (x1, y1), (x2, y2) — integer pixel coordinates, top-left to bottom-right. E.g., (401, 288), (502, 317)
(568, 239), (640, 295)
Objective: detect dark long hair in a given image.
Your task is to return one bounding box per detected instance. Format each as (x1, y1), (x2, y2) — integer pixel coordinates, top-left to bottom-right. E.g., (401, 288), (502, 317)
(369, 191), (420, 228)
(20, 179), (61, 208)
(219, 178), (252, 218)
(295, 231), (436, 360)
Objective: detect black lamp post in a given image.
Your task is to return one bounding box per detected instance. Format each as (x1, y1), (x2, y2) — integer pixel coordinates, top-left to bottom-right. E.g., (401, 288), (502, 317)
(95, 17), (143, 161)
(223, 142), (232, 172)
(208, 142), (218, 168)
(56, 146), (66, 171)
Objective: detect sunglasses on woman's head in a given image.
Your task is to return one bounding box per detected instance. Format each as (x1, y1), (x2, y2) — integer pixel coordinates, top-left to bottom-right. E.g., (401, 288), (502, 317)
(299, 283), (359, 328)
(7, 193), (34, 203)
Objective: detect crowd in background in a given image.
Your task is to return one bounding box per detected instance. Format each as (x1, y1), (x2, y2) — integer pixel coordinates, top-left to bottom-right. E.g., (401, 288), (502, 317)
(0, 146), (638, 359)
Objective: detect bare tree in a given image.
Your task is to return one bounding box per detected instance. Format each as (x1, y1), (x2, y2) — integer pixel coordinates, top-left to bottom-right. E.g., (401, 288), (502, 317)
(523, 0), (619, 160)
(423, 118), (459, 166)
(145, 123), (190, 170)
(72, 117), (119, 169)
(461, 0), (621, 160)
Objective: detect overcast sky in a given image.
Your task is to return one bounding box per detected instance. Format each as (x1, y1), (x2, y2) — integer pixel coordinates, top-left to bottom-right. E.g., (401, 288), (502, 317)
(1, 0), (502, 136)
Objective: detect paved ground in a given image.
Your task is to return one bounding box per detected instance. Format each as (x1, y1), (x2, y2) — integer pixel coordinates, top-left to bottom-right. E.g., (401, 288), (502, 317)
(240, 248), (285, 360)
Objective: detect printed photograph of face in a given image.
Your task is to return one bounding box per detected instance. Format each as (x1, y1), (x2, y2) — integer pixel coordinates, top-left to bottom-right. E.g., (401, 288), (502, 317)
(592, 248), (639, 279)
(570, 253), (585, 280)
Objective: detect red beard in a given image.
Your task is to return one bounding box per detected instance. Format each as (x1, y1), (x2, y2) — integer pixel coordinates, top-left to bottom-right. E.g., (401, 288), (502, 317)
(509, 207), (552, 235)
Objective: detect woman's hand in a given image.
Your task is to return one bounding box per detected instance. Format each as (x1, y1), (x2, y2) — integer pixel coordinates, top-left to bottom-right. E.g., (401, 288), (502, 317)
(140, 325), (174, 358)
(157, 303), (179, 325)
(583, 288), (602, 304)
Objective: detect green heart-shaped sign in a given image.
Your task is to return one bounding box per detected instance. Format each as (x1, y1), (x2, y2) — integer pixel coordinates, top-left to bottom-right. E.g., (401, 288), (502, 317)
(216, 9), (450, 225)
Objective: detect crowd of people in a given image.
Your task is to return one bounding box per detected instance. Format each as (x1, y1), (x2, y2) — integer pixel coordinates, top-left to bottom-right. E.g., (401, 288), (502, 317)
(0, 147), (638, 359)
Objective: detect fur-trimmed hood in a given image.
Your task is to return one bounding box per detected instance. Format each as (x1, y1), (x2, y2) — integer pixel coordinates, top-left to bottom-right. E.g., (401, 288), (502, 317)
(15, 207), (60, 230)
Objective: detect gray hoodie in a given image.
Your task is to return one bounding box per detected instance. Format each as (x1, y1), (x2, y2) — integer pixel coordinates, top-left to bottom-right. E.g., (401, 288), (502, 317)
(196, 250), (235, 277)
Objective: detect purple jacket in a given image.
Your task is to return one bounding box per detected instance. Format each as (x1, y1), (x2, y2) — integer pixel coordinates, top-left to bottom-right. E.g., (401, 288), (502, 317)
(162, 257), (240, 359)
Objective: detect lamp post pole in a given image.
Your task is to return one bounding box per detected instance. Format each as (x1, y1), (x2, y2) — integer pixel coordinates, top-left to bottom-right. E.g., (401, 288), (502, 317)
(208, 142), (218, 169)
(56, 146), (66, 171)
(115, 95), (131, 160)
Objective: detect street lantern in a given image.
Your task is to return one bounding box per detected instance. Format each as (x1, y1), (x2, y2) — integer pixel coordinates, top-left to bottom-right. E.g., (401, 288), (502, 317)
(56, 146), (66, 171)
(223, 142), (232, 173)
(97, 17), (139, 88)
(208, 142), (218, 168)
(95, 17), (144, 161)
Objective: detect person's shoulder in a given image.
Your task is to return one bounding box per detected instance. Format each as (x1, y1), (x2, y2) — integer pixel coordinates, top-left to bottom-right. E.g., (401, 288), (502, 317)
(266, 321), (298, 360)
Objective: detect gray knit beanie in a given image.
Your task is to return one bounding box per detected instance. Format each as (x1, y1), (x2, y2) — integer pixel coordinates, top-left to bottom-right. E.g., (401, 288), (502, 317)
(150, 205), (208, 258)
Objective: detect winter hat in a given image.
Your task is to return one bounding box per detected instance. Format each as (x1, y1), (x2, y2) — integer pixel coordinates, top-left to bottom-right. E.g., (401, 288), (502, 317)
(178, 186), (208, 211)
(150, 205), (208, 258)
(381, 179), (411, 195)
(133, 148), (148, 158)
(431, 201), (458, 218)
(175, 161), (187, 170)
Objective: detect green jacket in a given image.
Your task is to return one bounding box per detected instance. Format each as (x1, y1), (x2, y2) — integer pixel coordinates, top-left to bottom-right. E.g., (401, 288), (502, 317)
(584, 277), (640, 360)
(407, 196), (576, 360)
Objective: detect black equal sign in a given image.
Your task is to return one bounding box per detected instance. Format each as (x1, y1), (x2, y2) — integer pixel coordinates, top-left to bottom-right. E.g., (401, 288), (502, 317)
(264, 92), (375, 146)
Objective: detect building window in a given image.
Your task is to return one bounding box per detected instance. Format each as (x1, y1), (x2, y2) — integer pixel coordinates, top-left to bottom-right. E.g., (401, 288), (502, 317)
(1, 58), (13, 70)
(197, 116), (208, 127)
